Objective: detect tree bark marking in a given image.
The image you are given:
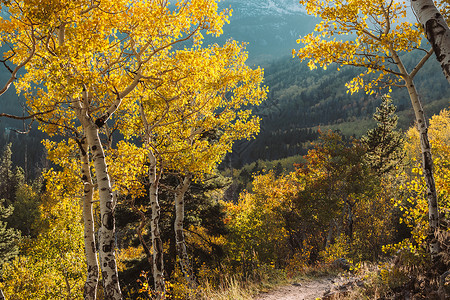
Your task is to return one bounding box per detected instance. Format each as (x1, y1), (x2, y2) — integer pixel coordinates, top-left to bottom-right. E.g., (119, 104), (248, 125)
(78, 135), (99, 300)
(412, 0), (450, 83)
(174, 174), (196, 291)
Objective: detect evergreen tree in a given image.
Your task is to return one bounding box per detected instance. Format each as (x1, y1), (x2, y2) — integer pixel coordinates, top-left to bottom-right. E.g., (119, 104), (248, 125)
(0, 200), (19, 268)
(0, 144), (40, 236)
(7, 181), (40, 237)
(362, 95), (404, 176)
(0, 144), (14, 202)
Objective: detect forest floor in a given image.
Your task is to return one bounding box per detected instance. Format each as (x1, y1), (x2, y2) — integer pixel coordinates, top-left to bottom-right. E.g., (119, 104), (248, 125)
(254, 275), (361, 300)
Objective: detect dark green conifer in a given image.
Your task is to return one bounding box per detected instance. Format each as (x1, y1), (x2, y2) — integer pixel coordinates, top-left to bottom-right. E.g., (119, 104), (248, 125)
(0, 144), (40, 236)
(362, 95), (404, 175)
(0, 144), (14, 202)
(0, 199), (19, 267)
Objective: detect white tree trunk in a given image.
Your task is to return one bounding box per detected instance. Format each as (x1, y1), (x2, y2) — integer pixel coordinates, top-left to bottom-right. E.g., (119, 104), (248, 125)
(148, 148), (166, 299)
(138, 100), (166, 298)
(174, 175), (196, 289)
(412, 0), (450, 83)
(84, 124), (122, 300)
(404, 76), (440, 256)
(79, 136), (99, 300)
(74, 92), (122, 299)
(391, 49), (440, 257)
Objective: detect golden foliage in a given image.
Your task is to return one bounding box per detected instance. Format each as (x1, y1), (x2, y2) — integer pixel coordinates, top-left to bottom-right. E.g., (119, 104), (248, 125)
(0, 160), (85, 299)
(386, 109), (450, 260)
(293, 0), (425, 94)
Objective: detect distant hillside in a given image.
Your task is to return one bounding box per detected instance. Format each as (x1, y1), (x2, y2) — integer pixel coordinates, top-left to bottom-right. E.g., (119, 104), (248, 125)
(227, 53), (450, 167)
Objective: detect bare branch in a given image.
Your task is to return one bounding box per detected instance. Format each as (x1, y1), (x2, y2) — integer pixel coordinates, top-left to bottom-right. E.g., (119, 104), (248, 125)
(411, 48), (434, 79)
(0, 109), (53, 120)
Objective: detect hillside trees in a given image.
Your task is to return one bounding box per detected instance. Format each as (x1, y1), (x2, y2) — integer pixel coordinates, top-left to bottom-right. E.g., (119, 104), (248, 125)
(0, 143), (40, 237)
(0, 0), (236, 298)
(294, 131), (380, 255)
(225, 171), (294, 274)
(294, 0), (442, 260)
(0, 143), (18, 202)
(224, 129), (400, 272)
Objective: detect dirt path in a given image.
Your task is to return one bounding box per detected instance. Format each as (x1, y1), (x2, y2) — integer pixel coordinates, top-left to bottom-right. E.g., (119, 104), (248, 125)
(254, 276), (353, 300)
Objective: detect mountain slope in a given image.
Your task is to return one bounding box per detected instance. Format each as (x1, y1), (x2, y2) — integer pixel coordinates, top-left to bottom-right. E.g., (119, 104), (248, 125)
(227, 53), (450, 166)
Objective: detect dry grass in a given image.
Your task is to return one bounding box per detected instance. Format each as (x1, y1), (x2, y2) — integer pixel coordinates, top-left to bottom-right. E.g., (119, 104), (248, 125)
(199, 276), (260, 300)
(197, 263), (342, 300)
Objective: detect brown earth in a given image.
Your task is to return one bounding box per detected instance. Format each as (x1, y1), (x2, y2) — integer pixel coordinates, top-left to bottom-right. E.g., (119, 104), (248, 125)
(254, 276), (360, 300)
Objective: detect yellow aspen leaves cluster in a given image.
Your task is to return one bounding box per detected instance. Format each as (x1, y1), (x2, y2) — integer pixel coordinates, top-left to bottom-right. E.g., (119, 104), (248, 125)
(224, 171), (294, 266)
(0, 0), (231, 136)
(386, 109), (450, 257)
(0, 0), (265, 200)
(293, 0), (423, 94)
(0, 0), (266, 204)
(117, 40), (266, 182)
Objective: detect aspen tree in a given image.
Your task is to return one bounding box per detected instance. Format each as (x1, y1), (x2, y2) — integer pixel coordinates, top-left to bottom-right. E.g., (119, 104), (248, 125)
(157, 44), (265, 292)
(77, 135), (98, 299)
(173, 174), (194, 290)
(119, 41), (266, 297)
(0, 1), (231, 299)
(138, 102), (167, 299)
(294, 0), (441, 259)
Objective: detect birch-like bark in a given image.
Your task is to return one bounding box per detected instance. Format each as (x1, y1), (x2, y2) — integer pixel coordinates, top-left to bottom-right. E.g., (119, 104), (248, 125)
(70, 56), (140, 299)
(78, 136), (99, 300)
(392, 49), (440, 256)
(57, 24), (110, 298)
(147, 147), (166, 299)
(139, 101), (166, 298)
(174, 174), (196, 289)
(74, 92), (122, 300)
(134, 208), (153, 266)
(404, 76), (440, 256)
(411, 0), (450, 84)
(84, 122), (122, 300)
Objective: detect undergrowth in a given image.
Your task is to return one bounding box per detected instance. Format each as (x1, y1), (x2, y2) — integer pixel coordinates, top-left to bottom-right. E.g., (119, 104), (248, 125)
(341, 260), (450, 300)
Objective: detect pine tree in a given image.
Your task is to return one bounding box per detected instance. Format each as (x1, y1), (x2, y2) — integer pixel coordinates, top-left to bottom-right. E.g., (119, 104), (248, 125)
(0, 199), (19, 268)
(0, 144), (39, 236)
(0, 144), (14, 202)
(362, 95), (404, 176)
